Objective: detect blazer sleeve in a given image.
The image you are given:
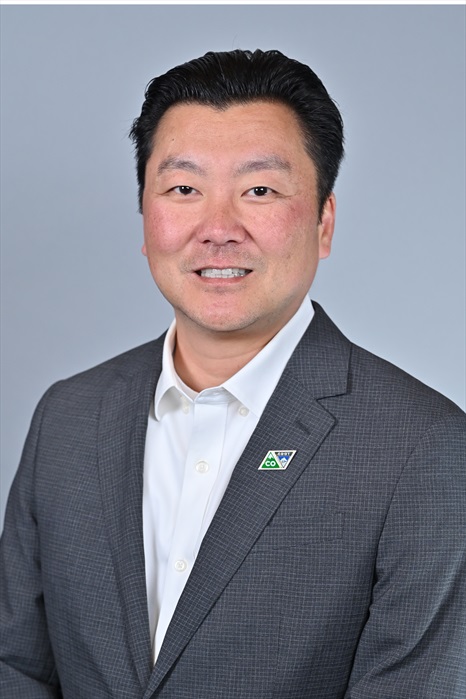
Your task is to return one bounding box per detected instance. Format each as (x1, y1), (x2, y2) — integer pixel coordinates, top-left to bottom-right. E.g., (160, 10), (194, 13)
(0, 387), (62, 698)
(345, 411), (466, 698)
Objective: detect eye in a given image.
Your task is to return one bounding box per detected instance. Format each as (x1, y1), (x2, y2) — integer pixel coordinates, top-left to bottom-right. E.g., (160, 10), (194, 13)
(171, 185), (197, 195)
(246, 186), (275, 197)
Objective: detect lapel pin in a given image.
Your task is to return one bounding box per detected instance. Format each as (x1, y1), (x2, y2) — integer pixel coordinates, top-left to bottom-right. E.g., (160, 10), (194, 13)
(258, 450), (297, 470)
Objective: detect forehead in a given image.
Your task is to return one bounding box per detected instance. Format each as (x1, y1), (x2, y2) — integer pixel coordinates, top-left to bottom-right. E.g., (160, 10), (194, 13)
(149, 100), (312, 168)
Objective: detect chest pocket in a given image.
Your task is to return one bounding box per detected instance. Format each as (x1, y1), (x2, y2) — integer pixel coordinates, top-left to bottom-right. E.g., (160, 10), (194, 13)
(251, 511), (344, 553)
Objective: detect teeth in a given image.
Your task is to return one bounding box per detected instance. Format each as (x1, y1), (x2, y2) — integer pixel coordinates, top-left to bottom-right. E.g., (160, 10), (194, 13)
(200, 268), (249, 278)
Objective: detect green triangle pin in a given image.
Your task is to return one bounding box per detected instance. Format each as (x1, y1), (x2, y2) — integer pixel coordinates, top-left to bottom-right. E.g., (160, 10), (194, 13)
(258, 450), (297, 470)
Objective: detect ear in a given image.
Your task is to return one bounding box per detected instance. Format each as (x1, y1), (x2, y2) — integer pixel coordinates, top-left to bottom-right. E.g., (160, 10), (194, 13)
(318, 193), (336, 260)
(141, 242), (147, 257)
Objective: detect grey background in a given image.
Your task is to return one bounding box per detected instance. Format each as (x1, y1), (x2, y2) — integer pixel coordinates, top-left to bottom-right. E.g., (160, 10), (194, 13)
(1, 5), (465, 525)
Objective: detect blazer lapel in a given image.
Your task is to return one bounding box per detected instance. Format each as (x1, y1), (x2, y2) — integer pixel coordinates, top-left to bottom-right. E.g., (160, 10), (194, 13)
(98, 340), (163, 691)
(144, 303), (350, 697)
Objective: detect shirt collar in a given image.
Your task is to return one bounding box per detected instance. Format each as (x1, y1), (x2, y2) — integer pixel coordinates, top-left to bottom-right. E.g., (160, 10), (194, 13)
(222, 296), (314, 416)
(154, 322), (186, 421)
(155, 296), (314, 420)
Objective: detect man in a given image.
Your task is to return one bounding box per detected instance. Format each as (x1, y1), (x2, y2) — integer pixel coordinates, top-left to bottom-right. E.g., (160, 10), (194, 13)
(1, 49), (465, 698)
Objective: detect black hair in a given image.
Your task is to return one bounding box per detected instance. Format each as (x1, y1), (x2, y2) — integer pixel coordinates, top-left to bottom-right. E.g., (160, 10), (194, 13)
(129, 49), (344, 215)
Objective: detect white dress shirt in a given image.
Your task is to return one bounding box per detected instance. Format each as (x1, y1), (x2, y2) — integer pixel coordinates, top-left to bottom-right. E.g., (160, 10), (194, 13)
(143, 296), (314, 661)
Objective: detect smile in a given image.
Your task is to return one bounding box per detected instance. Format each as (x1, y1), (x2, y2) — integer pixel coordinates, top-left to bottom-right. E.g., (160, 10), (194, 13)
(198, 268), (251, 278)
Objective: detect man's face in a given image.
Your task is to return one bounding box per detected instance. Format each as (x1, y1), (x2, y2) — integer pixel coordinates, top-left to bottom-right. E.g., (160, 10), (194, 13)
(142, 101), (335, 342)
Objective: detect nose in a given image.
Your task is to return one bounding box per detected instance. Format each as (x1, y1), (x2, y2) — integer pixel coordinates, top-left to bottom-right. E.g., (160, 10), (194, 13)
(195, 197), (246, 245)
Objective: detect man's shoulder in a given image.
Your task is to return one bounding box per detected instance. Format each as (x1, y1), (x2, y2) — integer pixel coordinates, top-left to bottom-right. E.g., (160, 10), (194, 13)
(350, 340), (464, 422)
(43, 334), (166, 405)
(308, 302), (464, 425)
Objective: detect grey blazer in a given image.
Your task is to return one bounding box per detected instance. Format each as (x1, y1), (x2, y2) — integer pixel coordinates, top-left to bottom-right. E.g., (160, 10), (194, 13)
(1, 303), (465, 698)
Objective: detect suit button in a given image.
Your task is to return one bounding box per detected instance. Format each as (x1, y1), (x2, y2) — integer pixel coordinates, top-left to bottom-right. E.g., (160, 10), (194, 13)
(174, 559), (187, 572)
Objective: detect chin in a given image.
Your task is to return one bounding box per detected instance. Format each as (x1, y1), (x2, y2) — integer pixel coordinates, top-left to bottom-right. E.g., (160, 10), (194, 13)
(197, 318), (252, 335)
(183, 308), (260, 335)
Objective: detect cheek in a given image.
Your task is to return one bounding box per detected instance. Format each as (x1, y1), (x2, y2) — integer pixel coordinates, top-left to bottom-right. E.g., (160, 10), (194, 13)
(254, 200), (317, 257)
(143, 204), (189, 254)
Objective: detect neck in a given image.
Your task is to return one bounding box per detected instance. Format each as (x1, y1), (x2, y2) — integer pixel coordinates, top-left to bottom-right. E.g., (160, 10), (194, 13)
(173, 322), (280, 393)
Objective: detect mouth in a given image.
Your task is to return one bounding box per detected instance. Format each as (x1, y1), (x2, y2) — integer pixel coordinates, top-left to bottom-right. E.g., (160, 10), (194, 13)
(196, 268), (252, 279)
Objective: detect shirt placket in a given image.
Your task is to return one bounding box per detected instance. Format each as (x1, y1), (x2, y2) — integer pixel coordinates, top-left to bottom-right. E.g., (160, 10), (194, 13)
(154, 392), (229, 657)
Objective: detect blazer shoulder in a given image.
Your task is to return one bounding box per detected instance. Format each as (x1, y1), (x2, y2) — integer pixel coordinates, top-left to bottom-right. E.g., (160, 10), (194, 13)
(309, 303), (464, 429)
(42, 334), (166, 406)
(349, 340), (465, 424)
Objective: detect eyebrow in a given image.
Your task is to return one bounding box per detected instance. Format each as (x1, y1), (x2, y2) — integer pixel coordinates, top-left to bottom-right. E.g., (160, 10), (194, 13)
(157, 157), (207, 176)
(156, 154), (291, 177)
(234, 155), (292, 176)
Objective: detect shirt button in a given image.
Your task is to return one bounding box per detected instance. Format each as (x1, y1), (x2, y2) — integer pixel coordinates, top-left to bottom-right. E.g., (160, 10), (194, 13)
(195, 460), (209, 474)
(174, 559), (187, 572)
(180, 397), (190, 414)
(238, 406), (249, 417)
